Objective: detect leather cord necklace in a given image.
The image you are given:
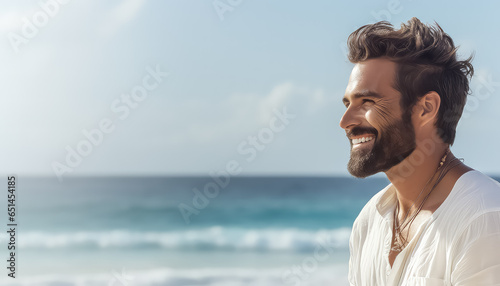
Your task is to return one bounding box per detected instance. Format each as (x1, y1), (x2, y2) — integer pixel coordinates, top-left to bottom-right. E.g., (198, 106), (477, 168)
(391, 148), (462, 252)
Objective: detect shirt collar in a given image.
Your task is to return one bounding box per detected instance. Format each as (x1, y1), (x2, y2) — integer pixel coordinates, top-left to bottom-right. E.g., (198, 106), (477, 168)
(375, 183), (397, 218)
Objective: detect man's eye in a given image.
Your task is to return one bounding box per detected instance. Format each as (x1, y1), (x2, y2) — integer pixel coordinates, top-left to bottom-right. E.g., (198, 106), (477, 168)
(363, 99), (374, 104)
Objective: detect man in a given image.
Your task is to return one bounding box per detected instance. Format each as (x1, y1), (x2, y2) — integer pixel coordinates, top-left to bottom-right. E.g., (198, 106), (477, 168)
(341, 17), (500, 285)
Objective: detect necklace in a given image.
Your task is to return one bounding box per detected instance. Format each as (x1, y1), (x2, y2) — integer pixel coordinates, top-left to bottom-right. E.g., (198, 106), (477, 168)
(391, 148), (461, 252)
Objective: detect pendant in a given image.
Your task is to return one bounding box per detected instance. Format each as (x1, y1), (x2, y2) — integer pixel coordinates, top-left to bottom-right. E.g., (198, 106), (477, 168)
(391, 245), (403, 252)
(392, 234), (404, 252)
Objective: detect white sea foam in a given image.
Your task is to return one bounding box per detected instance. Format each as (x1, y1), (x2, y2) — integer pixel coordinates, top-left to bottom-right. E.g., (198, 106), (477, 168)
(0, 265), (350, 286)
(14, 227), (351, 251)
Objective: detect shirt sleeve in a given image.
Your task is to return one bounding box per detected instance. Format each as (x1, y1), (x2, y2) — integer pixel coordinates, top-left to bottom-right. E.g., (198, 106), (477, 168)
(451, 211), (500, 285)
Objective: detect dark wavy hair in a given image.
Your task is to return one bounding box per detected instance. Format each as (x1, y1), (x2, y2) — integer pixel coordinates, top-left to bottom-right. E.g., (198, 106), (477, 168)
(347, 17), (474, 145)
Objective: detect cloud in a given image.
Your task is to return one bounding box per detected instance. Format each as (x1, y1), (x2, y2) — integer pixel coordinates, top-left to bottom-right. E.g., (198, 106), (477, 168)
(169, 82), (331, 146)
(100, 0), (147, 35)
(257, 82), (332, 124)
(0, 4), (42, 34)
(0, 10), (24, 33)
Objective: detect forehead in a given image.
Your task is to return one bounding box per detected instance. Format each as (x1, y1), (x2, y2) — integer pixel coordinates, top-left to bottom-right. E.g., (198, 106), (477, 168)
(344, 58), (400, 101)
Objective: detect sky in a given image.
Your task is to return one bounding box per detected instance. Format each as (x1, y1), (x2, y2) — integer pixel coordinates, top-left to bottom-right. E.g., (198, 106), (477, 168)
(1, 0), (500, 178)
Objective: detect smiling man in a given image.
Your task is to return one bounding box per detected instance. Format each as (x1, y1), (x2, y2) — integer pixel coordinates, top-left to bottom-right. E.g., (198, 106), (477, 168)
(341, 18), (500, 285)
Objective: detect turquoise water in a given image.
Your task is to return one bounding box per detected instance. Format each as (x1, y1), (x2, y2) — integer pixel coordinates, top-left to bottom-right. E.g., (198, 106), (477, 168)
(0, 176), (389, 285)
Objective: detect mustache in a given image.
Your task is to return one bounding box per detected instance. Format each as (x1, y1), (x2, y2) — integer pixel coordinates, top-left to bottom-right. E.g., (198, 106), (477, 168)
(346, 126), (378, 138)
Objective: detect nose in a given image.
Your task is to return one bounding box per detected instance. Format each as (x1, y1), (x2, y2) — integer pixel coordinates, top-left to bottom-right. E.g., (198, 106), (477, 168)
(339, 106), (362, 131)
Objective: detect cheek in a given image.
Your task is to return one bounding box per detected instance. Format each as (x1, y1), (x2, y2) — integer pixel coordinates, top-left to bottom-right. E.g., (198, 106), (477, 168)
(368, 104), (398, 129)
(365, 108), (379, 127)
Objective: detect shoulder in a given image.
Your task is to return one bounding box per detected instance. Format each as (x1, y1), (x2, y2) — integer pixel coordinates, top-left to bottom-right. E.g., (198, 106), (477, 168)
(352, 183), (392, 233)
(443, 170), (500, 242)
(448, 170), (500, 218)
(349, 183), (392, 260)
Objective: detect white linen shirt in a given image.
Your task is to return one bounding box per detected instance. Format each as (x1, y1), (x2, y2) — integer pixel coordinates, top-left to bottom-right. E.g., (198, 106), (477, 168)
(348, 170), (500, 286)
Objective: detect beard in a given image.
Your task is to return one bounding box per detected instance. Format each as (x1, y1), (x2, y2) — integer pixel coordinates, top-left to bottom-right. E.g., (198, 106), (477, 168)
(347, 112), (416, 178)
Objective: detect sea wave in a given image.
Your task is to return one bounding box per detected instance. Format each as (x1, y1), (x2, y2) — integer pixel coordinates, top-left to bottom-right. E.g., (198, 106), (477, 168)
(13, 227), (351, 251)
(0, 266), (349, 286)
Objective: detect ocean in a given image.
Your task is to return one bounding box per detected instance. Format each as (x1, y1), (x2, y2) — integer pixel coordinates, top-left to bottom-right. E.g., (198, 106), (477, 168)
(0, 176), (390, 285)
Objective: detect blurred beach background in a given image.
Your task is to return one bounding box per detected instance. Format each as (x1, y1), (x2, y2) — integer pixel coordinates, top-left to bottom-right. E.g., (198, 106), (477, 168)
(1, 0), (500, 285)
(0, 176), (390, 285)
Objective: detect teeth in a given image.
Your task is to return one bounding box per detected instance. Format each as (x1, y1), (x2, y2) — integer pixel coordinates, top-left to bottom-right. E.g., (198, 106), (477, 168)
(352, 136), (374, 145)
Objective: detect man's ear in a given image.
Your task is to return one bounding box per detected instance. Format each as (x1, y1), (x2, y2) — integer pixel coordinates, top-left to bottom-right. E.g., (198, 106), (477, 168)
(414, 91), (441, 127)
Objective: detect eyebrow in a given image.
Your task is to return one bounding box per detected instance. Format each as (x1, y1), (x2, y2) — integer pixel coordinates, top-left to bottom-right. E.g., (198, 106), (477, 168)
(342, 91), (383, 105)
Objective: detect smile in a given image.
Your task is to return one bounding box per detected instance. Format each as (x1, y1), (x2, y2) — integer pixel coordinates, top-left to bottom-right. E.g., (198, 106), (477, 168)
(351, 135), (375, 145)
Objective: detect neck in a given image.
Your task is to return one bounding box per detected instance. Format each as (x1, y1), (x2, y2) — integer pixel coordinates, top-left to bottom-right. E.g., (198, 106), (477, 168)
(384, 143), (450, 215)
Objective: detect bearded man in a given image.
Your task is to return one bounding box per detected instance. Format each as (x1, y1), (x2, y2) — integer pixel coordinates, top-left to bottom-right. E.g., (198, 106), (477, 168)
(341, 17), (500, 285)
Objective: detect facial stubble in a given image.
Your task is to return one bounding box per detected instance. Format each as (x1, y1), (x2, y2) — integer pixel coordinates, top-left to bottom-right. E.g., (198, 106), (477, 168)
(347, 113), (416, 178)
